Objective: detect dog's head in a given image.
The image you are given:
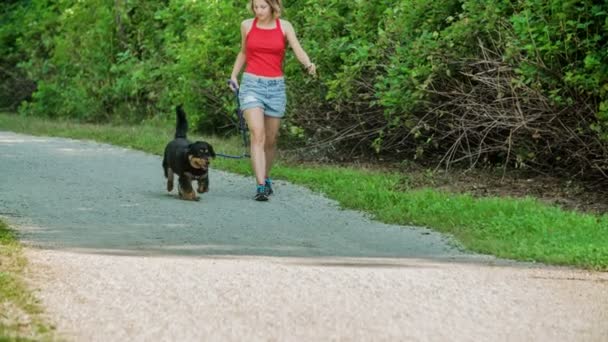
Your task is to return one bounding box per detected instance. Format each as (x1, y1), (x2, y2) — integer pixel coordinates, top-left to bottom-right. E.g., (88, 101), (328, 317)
(187, 141), (215, 170)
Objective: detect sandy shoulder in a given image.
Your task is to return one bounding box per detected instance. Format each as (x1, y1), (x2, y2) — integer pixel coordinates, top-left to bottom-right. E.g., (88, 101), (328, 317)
(26, 248), (608, 342)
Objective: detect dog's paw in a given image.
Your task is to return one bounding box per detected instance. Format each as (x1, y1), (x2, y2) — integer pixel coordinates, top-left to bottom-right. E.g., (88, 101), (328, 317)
(179, 191), (199, 201)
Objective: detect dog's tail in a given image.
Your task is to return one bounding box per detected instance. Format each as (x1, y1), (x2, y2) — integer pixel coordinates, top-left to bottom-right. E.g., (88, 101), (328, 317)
(175, 105), (188, 139)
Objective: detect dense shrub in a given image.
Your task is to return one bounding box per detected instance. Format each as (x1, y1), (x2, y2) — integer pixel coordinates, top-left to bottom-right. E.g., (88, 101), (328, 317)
(1, 0), (607, 179)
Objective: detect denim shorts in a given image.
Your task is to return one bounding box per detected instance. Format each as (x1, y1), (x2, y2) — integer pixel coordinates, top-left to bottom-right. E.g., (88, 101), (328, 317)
(239, 73), (287, 118)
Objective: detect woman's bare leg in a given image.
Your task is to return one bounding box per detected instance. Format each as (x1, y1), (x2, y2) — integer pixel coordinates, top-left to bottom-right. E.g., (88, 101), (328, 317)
(264, 116), (281, 178)
(244, 107), (266, 185)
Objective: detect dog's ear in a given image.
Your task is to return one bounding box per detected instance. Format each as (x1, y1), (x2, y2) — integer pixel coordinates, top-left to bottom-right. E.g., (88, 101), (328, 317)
(208, 143), (216, 158)
(186, 143), (196, 154)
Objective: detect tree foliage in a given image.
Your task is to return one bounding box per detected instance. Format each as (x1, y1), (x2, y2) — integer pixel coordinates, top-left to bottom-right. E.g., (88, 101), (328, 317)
(1, 0), (607, 179)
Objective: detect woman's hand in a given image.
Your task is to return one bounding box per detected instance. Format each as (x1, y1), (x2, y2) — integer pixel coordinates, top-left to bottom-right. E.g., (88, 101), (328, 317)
(305, 63), (317, 77)
(229, 77), (239, 92)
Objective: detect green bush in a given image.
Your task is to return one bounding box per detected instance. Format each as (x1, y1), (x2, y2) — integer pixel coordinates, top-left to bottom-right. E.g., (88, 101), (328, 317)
(1, 0), (607, 178)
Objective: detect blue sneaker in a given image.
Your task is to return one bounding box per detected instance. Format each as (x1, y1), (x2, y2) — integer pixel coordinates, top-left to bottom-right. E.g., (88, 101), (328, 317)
(264, 178), (274, 196)
(254, 184), (269, 201)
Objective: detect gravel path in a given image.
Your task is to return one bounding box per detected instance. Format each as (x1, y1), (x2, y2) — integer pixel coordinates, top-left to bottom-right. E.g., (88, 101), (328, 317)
(1, 131), (607, 341)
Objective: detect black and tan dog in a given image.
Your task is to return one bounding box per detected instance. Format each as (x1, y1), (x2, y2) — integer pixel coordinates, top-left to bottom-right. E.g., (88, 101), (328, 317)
(162, 105), (215, 201)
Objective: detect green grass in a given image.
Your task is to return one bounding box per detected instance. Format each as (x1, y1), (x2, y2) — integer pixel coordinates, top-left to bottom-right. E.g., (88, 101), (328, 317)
(0, 220), (55, 341)
(1, 112), (607, 270)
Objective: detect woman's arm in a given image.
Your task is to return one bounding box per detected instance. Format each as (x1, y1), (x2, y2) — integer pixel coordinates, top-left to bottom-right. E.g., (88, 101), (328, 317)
(282, 20), (316, 76)
(229, 20), (251, 90)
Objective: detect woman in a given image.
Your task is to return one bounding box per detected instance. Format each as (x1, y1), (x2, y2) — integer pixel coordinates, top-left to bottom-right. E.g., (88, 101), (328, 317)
(230, 0), (316, 201)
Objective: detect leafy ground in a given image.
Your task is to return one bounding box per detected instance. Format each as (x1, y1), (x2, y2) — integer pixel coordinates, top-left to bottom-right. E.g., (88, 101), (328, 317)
(286, 155), (608, 216)
(394, 166), (608, 215)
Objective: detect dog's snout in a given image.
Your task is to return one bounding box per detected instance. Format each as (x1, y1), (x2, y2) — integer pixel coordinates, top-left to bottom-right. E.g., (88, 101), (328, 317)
(194, 157), (209, 169)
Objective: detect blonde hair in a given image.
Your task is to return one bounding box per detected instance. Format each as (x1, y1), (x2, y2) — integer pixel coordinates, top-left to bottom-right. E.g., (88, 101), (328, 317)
(250, 0), (283, 18)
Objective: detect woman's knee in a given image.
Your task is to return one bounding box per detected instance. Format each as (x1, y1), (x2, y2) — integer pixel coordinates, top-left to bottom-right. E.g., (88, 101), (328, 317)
(264, 134), (277, 148)
(250, 129), (266, 146)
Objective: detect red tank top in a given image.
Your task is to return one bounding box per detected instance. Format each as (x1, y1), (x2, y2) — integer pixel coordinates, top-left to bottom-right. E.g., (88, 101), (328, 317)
(245, 18), (285, 77)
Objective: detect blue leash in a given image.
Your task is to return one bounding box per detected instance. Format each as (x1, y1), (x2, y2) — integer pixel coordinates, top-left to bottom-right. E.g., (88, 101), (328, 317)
(216, 80), (250, 159)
